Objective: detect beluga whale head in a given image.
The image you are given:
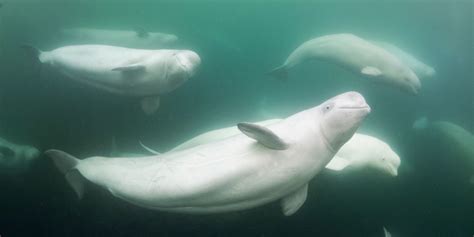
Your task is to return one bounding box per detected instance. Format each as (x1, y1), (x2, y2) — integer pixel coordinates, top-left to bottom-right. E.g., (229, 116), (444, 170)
(318, 91), (371, 153)
(165, 50), (201, 89)
(366, 143), (401, 176)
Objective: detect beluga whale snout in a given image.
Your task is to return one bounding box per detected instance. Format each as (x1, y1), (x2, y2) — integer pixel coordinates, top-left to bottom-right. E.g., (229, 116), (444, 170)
(175, 50), (201, 77)
(319, 91), (371, 152)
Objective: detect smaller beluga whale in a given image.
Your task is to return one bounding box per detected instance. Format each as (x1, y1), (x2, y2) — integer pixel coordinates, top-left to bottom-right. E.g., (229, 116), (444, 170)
(268, 33), (421, 95)
(24, 45), (201, 114)
(46, 91), (370, 215)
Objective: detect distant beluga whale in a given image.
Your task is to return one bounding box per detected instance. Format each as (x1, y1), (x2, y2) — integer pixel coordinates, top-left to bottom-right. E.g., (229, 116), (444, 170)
(268, 33), (421, 95)
(414, 118), (474, 183)
(46, 92), (370, 215)
(142, 122), (400, 177)
(24, 45), (200, 114)
(0, 137), (40, 175)
(373, 41), (436, 80)
(60, 27), (178, 49)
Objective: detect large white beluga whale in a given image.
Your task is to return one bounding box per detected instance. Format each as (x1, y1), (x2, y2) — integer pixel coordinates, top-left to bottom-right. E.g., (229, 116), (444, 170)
(46, 91), (370, 215)
(268, 33), (421, 95)
(59, 27), (178, 49)
(24, 45), (201, 114)
(142, 122), (400, 177)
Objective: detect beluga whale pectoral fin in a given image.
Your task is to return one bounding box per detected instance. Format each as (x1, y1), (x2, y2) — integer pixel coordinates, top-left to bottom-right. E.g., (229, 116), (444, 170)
(361, 66), (383, 76)
(325, 156), (350, 171)
(383, 227), (391, 237)
(237, 122), (289, 150)
(141, 96), (160, 115)
(139, 140), (161, 155)
(281, 184), (308, 216)
(44, 149), (86, 199)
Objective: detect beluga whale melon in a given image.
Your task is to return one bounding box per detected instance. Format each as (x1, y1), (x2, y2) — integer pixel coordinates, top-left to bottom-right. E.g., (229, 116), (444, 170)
(24, 45), (201, 114)
(59, 27), (178, 49)
(268, 33), (421, 95)
(46, 91), (370, 215)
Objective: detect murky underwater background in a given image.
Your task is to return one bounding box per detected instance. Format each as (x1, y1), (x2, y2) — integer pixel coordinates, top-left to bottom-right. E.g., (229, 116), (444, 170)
(0, 0), (472, 236)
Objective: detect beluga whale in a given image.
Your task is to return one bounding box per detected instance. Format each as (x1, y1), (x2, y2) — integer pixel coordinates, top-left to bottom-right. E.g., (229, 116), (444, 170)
(46, 91), (370, 215)
(59, 27), (178, 49)
(24, 45), (201, 114)
(0, 137), (40, 175)
(268, 33), (421, 95)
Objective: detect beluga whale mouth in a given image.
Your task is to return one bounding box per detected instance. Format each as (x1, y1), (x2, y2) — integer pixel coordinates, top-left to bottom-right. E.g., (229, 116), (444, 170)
(338, 106), (371, 111)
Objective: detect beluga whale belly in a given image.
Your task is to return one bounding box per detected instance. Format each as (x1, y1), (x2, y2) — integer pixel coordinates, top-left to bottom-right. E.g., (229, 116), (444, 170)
(268, 33), (421, 95)
(46, 91), (370, 215)
(24, 45), (201, 114)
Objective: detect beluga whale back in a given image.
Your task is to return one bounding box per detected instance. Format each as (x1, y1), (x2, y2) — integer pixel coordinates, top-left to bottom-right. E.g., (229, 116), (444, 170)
(269, 33), (421, 95)
(59, 27), (179, 49)
(25, 45), (201, 114)
(46, 91), (370, 216)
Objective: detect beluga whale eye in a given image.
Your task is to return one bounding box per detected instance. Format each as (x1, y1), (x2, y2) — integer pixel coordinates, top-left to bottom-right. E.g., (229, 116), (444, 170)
(323, 104), (332, 113)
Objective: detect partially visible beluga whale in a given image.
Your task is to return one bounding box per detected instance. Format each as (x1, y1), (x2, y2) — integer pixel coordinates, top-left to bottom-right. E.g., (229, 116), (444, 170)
(45, 92), (370, 215)
(268, 33), (421, 95)
(59, 27), (179, 49)
(0, 137), (40, 175)
(24, 45), (201, 114)
(372, 41), (436, 80)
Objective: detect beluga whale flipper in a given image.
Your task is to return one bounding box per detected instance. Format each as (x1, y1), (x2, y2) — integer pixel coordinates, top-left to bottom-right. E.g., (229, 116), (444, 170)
(24, 45), (200, 114)
(268, 33), (421, 95)
(46, 91), (370, 215)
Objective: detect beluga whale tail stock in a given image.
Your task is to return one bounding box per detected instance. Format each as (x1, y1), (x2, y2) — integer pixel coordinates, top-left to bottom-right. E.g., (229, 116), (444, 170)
(22, 44), (201, 114)
(45, 91), (370, 216)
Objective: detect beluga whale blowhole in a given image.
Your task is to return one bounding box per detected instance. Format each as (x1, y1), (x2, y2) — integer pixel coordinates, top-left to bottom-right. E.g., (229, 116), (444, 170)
(46, 91), (370, 216)
(24, 45), (201, 114)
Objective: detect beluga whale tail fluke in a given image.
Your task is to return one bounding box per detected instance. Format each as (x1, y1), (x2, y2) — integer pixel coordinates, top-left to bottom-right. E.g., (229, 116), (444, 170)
(46, 149), (86, 199)
(21, 45), (42, 59)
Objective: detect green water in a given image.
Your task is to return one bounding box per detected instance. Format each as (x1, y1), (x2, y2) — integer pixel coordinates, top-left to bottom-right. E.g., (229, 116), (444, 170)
(0, 0), (472, 236)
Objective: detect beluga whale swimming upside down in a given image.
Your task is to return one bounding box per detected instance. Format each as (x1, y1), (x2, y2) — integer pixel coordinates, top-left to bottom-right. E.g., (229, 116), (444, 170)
(46, 92), (370, 216)
(24, 45), (201, 114)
